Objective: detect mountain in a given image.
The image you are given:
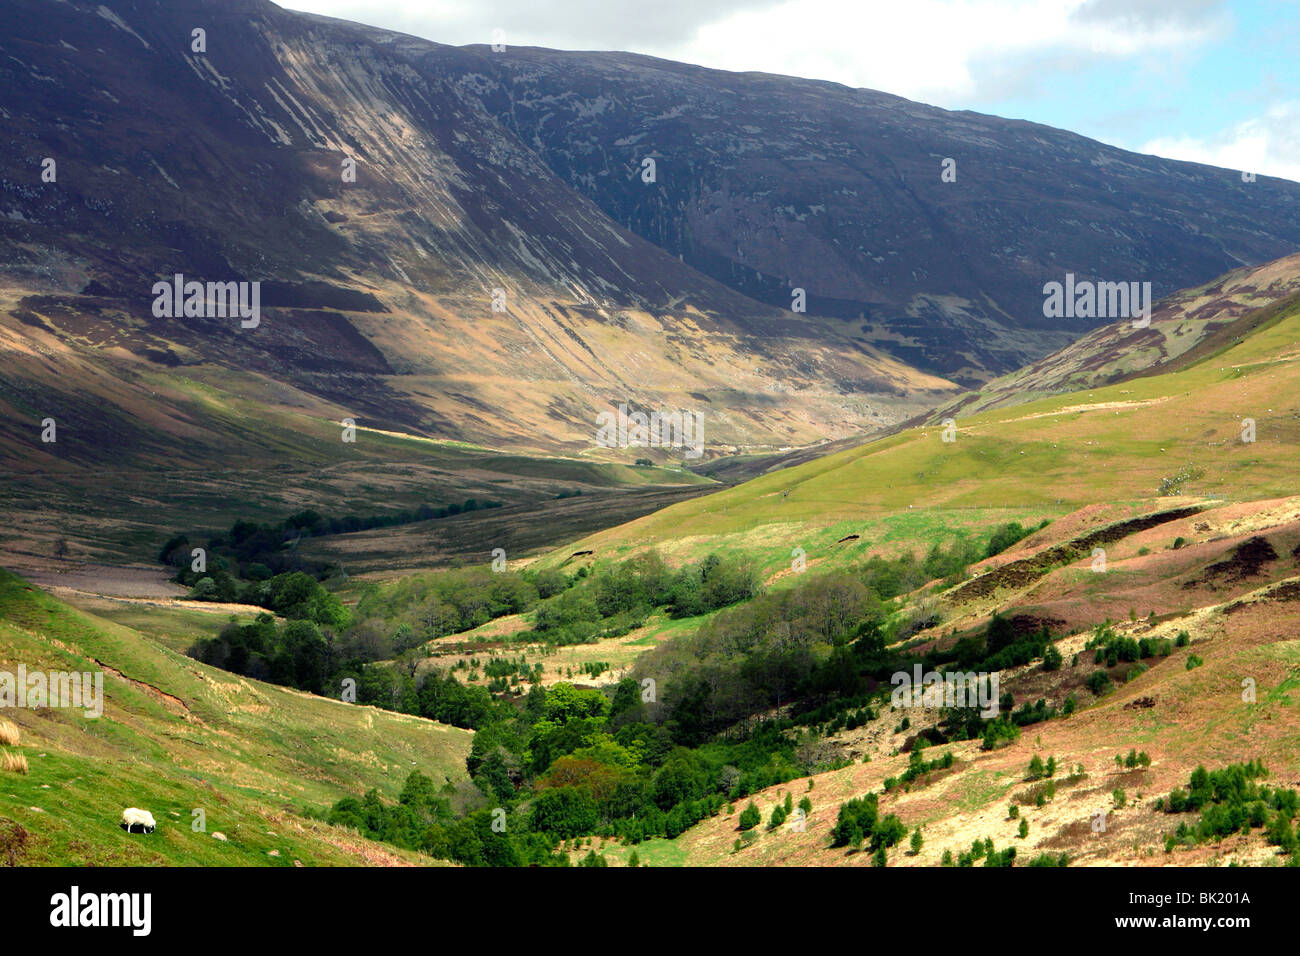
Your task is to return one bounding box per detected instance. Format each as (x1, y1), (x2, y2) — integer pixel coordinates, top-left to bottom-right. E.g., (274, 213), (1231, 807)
(5, 0), (1300, 482)
(0, 0), (954, 470)
(407, 44), (1300, 382)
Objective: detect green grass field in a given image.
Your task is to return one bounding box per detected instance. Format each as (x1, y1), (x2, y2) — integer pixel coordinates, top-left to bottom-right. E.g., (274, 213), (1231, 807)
(0, 569), (472, 865)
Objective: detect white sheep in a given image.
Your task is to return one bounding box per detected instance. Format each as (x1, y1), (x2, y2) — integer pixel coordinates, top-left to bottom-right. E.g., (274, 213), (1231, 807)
(120, 808), (156, 834)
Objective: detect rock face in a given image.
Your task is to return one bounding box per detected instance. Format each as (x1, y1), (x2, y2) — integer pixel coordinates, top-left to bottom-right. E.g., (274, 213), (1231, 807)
(1, 0), (1297, 463)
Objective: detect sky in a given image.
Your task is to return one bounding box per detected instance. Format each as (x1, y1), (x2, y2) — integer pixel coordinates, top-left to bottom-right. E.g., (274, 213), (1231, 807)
(287, 0), (1300, 182)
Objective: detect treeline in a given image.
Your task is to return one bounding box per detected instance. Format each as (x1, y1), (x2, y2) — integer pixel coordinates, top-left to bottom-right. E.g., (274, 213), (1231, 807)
(283, 501), (504, 537)
(1160, 762), (1299, 859)
(328, 680), (822, 866)
(345, 549), (761, 656)
(159, 501), (502, 594)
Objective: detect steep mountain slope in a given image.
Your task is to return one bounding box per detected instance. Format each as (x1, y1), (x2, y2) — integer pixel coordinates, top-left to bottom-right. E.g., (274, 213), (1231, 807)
(398, 45), (1300, 383)
(0, 569), (471, 865)
(0, 0), (954, 466)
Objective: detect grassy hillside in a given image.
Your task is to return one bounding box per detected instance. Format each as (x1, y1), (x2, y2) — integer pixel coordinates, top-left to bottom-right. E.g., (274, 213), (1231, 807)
(932, 252), (1300, 419)
(662, 564), (1300, 867)
(543, 295), (1300, 572)
(0, 569), (471, 865)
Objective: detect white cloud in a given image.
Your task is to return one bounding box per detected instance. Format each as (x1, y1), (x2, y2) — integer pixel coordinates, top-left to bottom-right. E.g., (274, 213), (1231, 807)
(288, 0), (1229, 106)
(1137, 102), (1300, 184)
(670, 0), (1229, 106)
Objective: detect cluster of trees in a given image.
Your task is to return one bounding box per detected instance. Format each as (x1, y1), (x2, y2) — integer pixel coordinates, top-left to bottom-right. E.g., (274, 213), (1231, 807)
(189, 610), (500, 728)
(167, 549), (350, 628)
(632, 572), (889, 745)
(338, 550), (760, 660)
(190, 614), (333, 692)
(1086, 623), (1174, 666)
(326, 665), (502, 730)
(164, 503), (502, 578)
(941, 837), (1017, 867)
(934, 614), (1058, 673)
(1116, 749), (1151, 769)
(1161, 762), (1298, 859)
(830, 793), (907, 851)
(161, 501), (502, 604)
(1026, 754), (1058, 780)
(627, 533), (1064, 750)
(159, 524), (331, 597)
(327, 771), (452, 847)
(319, 679), (831, 866)
(883, 746), (954, 792)
(502, 680), (831, 848)
(1010, 698), (1057, 727)
(288, 500), (504, 536)
(352, 566), (562, 644)
(984, 519), (1050, 559)
(979, 717), (1022, 750)
(530, 551), (763, 646)
(862, 518), (1048, 600)
(327, 770), (563, 867)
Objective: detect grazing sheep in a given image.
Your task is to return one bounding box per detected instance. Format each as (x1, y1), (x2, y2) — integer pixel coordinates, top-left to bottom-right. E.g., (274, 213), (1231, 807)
(120, 808), (156, 834)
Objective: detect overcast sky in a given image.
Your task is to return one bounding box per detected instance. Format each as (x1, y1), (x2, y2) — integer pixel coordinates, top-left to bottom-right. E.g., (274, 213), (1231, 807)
(288, 0), (1300, 182)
